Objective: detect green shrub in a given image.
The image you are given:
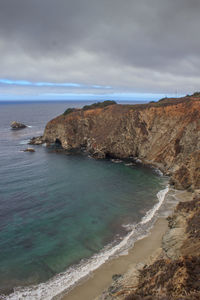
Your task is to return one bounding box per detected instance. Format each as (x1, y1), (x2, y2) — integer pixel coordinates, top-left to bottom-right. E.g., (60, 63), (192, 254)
(83, 100), (116, 111)
(192, 91), (200, 97)
(63, 107), (76, 115)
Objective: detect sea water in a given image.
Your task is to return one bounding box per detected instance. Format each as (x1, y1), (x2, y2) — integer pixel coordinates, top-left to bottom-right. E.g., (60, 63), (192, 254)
(0, 100), (176, 299)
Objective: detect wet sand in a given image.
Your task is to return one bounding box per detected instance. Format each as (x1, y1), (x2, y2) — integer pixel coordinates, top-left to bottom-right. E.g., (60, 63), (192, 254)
(62, 217), (168, 300)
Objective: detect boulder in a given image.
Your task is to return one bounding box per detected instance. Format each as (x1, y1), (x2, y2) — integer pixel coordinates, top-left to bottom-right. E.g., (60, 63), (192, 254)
(28, 136), (44, 145)
(10, 121), (27, 129)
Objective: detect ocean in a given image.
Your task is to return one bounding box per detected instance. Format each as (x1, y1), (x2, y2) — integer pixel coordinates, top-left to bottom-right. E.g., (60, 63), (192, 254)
(0, 100), (176, 300)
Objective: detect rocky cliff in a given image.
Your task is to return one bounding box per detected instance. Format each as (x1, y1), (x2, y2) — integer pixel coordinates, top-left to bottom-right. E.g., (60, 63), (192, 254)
(94, 194), (200, 300)
(123, 195), (200, 300)
(41, 96), (200, 190)
(36, 96), (200, 299)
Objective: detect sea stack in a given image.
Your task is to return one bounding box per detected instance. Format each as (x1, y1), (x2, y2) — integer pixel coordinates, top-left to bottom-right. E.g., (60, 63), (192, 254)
(10, 121), (27, 129)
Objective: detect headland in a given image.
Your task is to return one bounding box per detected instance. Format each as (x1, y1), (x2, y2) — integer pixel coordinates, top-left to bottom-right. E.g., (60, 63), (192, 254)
(31, 94), (200, 299)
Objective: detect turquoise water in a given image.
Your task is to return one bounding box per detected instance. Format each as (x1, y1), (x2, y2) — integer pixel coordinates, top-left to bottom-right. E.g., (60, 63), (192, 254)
(0, 101), (166, 299)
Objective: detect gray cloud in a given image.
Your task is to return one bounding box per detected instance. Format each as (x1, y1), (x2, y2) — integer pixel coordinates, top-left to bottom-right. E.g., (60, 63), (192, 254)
(0, 0), (200, 98)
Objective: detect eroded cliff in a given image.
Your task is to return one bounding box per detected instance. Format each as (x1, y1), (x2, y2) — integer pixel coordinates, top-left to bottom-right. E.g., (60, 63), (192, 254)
(123, 195), (200, 300)
(94, 194), (200, 300)
(42, 96), (200, 190)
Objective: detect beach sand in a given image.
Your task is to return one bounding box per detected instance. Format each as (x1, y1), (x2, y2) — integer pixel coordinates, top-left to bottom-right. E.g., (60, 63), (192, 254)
(62, 217), (168, 300)
(173, 189), (194, 202)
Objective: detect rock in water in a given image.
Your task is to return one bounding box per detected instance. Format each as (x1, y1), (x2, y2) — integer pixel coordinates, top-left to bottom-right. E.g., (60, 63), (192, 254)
(28, 136), (44, 145)
(10, 121), (27, 129)
(22, 148), (35, 152)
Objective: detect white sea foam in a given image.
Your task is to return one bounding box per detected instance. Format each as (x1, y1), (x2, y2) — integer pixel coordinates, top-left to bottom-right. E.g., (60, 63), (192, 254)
(19, 140), (29, 145)
(122, 223), (136, 231)
(135, 158), (142, 163)
(141, 186), (169, 224)
(3, 186), (169, 300)
(111, 159), (123, 163)
(154, 168), (163, 177)
(124, 163), (135, 167)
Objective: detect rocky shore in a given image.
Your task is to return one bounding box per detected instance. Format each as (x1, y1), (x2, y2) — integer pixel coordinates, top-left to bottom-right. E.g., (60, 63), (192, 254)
(94, 191), (200, 300)
(35, 95), (200, 190)
(30, 94), (200, 299)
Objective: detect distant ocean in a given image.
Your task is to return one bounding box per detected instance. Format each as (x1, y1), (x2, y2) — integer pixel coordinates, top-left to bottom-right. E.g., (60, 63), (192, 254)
(0, 100), (177, 300)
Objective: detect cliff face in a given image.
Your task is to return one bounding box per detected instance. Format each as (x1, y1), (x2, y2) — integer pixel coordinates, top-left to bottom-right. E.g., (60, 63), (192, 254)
(94, 194), (200, 300)
(123, 196), (200, 300)
(43, 96), (200, 189)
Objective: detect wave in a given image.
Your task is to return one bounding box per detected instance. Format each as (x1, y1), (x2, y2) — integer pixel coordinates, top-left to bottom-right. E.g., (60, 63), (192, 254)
(19, 139), (29, 145)
(141, 186), (169, 224)
(111, 159), (123, 163)
(2, 186), (169, 300)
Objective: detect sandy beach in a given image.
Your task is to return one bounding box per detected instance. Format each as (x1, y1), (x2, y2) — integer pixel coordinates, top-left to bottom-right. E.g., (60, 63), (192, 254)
(61, 190), (194, 300)
(61, 217), (168, 300)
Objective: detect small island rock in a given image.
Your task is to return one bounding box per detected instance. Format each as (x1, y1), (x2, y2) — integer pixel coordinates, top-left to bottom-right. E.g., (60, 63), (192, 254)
(10, 121), (27, 130)
(23, 148), (35, 152)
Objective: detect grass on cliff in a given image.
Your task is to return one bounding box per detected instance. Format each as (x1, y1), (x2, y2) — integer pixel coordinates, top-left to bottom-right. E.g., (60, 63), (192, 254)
(63, 100), (116, 116)
(82, 100), (116, 110)
(63, 94), (200, 116)
(190, 91), (200, 97)
(63, 107), (77, 115)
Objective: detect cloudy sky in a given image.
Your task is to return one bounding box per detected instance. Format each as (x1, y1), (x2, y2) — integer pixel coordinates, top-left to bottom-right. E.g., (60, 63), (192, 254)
(0, 0), (200, 101)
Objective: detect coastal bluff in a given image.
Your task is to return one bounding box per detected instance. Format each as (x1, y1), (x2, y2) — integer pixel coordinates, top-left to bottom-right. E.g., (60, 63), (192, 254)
(33, 96), (200, 299)
(41, 95), (200, 190)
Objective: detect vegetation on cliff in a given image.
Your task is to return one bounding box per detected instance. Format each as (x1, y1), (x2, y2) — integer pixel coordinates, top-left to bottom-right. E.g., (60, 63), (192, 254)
(63, 107), (77, 115)
(191, 91), (200, 97)
(82, 100), (116, 110)
(63, 100), (116, 116)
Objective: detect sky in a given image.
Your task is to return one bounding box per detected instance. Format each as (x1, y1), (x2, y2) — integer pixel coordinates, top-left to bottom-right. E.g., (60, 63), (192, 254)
(0, 0), (200, 101)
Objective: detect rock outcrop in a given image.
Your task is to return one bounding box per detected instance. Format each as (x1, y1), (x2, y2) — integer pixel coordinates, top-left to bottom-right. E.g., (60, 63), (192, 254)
(42, 96), (200, 190)
(29, 136), (44, 145)
(10, 121), (27, 129)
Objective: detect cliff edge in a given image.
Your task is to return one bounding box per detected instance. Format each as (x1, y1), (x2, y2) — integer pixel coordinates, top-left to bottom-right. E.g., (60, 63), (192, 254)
(42, 95), (200, 190)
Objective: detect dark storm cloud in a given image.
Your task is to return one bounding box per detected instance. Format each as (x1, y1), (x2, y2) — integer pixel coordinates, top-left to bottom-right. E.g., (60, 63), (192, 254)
(0, 0), (200, 96)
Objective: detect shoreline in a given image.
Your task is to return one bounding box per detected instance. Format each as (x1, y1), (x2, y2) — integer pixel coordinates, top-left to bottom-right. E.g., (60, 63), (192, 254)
(2, 182), (169, 300)
(1, 171), (170, 300)
(2, 185), (192, 300)
(61, 189), (193, 300)
(26, 96), (200, 299)
(61, 217), (168, 300)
